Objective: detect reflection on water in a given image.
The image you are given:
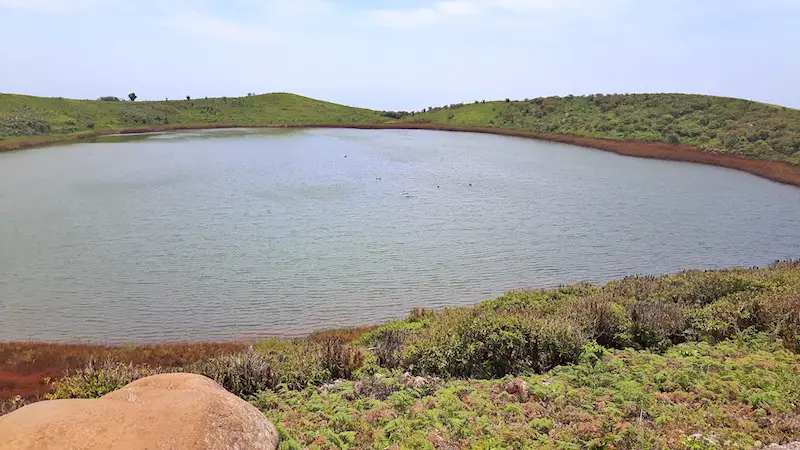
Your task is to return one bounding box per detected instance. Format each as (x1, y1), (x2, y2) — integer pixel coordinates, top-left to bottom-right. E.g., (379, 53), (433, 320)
(1, 128), (799, 343)
(90, 128), (302, 144)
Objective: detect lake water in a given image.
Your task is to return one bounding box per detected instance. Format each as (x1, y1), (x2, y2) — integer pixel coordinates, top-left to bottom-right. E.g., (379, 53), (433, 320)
(1, 128), (799, 343)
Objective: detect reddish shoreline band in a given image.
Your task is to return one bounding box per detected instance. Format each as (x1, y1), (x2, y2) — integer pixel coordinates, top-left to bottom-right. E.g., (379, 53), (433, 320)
(2, 122), (799, 187)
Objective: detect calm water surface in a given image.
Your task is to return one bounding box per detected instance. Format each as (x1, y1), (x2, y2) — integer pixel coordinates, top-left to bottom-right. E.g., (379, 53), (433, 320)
(1, 129), (799, 343)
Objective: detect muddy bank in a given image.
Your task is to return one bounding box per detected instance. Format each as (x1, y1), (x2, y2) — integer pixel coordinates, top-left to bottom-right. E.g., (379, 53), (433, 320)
(0, 327), (376, 401)
(1, 122), (798, 187)
(355, 123), (800, 188)
(0, 342), (247, 400)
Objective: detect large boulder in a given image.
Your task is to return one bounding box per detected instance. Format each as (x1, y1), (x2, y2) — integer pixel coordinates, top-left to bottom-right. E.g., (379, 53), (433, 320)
(0, 373), (278, 450)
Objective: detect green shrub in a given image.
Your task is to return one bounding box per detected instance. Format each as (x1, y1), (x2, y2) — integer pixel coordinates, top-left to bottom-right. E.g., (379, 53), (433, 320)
(0, 396), (27, 415)
(572, 295), (632, 347)
(48, 361), (156, 399)
(196, 349), (276, 397)
(629, 301), (685, 350)
(403, 312), (585, 378)
(754, 289), (800, 350)
(318, 337), (366, 380)
(197, 340), (365, 396)
(661, 271), (776, 305)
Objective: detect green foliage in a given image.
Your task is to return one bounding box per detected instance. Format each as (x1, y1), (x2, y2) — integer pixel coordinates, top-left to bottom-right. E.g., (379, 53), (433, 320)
(47, 361), (157, 399)
(195, 349), (278, 397)
(0, 92), (388, 146)
(259, 338), (800, 449)
(198, 340), (365, 396)
(409, 94), (800, 164)
(3, 92), (798, 165)
(365, 261), (800, 379)
(19, 261), (800, 449)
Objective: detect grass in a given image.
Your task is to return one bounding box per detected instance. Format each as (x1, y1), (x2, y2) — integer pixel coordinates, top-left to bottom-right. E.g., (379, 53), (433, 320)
(260, 337), (800, 449)
(407, 94), (800, 164)
(2, 92), (798, 166)
(3, 262), (800, 448)
(0, 92), (388, 149)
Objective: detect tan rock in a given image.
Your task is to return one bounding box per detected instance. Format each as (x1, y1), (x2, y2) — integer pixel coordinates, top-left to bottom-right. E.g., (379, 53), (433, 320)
(0, 373), (278, 450)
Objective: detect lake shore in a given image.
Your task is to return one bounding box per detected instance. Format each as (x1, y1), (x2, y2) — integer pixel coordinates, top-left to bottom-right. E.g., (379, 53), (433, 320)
(4, 261), (800, 448)
(2, 122), (799, 187)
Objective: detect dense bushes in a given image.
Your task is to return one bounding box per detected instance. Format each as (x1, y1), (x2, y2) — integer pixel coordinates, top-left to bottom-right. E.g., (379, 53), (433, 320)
(410, 93), (800, 163)
(259, 337), (800, 449)
(370, 261), (800, 379)
(44, 262), (800, 398)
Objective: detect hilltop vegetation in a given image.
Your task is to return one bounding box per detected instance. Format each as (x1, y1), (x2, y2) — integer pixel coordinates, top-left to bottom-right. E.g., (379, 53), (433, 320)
(4, 262), (800, 449)
(406, 94), (800, 164)
(0, 92), (386, 147)
(1, 92), (798, 165)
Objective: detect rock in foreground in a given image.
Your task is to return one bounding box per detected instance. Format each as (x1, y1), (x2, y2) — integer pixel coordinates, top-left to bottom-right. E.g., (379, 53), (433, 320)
(0, 373), (278, 450)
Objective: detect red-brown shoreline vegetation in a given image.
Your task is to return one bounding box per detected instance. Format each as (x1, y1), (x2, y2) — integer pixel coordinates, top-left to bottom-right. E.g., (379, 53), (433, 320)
(1, 122), (798, 187)
(0, 326), (378, 401)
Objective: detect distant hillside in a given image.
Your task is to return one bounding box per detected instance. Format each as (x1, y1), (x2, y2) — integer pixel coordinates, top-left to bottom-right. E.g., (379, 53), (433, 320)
(405, 94), (800, 164)
(1, 92), (799, 166)
(0, 93), (387, 148)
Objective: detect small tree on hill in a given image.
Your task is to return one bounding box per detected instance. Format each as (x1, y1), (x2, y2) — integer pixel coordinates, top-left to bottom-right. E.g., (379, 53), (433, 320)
(128, 93), (137, 102)
(186, 95), (191, 101)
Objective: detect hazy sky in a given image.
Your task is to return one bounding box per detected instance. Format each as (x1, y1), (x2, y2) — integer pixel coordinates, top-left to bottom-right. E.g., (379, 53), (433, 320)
(1, 0), (798, 110)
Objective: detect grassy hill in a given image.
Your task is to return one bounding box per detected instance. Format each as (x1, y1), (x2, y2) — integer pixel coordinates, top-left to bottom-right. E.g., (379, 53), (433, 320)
(4, 262), (800, 448)
(2, 92), (799, 166)
(0, 92), (387, 148)
(405, 94), (800, 164)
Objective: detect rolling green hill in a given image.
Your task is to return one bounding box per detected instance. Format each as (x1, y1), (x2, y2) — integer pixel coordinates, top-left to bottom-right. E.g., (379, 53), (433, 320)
(2, 92), (799, 166)
(405, 94), (800, 164)
(0, 92), (387, 148)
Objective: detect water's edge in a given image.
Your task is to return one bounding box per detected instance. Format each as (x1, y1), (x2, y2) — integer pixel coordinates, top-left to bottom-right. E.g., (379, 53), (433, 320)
(3, 122), (799, 187)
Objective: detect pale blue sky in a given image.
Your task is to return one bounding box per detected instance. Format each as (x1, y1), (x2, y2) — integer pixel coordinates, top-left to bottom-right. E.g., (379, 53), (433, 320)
(1, 0), (798, 110)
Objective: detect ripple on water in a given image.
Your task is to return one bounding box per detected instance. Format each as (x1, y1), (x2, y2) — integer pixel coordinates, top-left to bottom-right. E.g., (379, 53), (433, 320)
(0, 128), (799, 342)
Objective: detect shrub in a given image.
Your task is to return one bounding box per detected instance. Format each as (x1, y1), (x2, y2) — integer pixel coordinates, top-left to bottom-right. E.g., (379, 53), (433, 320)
(48, 361), (156, 399)
(572, 295), (632, 348)
(0, 396), (27, 415)
(403, 313), (585, 378)
(630, 301), (685, 349)
(197, 340), (365, 396)
(371, 328), (407, 369)
(579, 341), (606, 367)
(98, 96), (120, 101)
(608, 276), (667, 301)
(196, 349), (276, 397)
(688, 298), (757, 342)
(318, 337), (365, 380)
(754, 289), (800, 350)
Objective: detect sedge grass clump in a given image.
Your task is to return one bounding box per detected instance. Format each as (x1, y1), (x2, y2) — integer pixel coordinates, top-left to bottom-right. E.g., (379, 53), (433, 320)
(197, 339), (366, 396)
(47, 361), (158, 399)
(196, 349), (277, 397)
